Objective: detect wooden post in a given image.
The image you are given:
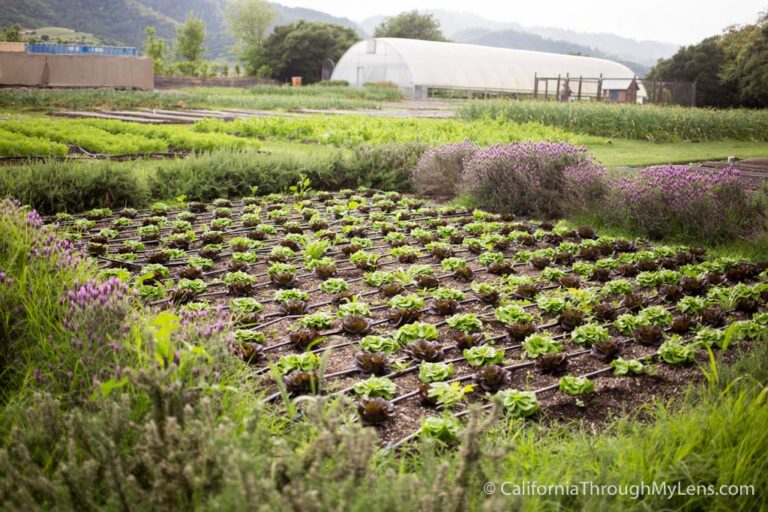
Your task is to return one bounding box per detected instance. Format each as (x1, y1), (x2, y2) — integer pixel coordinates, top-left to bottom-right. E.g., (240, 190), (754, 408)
(577, 76), (583, 100)
(556, 74), (561, 102)
(533, 73), (538, 100)
(691, 80), (697, 107)
(544, 79), (549, 100)
(596, 74), (602, 102)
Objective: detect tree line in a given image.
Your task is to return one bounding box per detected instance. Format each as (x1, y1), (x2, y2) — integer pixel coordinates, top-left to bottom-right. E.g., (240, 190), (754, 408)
(648, 10), (768, 108)
(142, 5), (447, 82)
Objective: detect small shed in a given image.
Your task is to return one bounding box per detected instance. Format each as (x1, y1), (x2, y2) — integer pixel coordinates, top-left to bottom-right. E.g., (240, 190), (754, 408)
(601, 78), (640, 103)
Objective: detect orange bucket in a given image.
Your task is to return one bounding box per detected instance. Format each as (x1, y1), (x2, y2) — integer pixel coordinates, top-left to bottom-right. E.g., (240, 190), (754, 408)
(291, 76), (302, 87)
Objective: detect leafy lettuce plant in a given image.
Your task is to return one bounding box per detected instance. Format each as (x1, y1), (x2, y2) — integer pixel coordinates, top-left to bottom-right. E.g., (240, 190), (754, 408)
(387, 294), (425, 311)
(495, 304), (533, 325)
(441, 257), (468, 272)
(658, 338), (696, 365)
(298, 312), (334, 330)
(570, 323), (610, 347)
(676, 296), (706, 315)
(432, 287), (466, 301)
(353, 376), (397, 399)
(446, 313), (484, 334)
(177, 278), (207, 293)
(559, 375), (595, 396)
(337, 300), (371, 318)
(394, 322), (439, 345)
(522, 334), (563, 358)
(277, 352), (319, 375)
(463, 345), (504, 366)
(600, 279), (634, 296)
(418, 362), (455, 383)
(234, 330), (265, 345)
(610, 357), (645, 376)
(495, 389), (540, 418)
(359, 335), (400, 354)
(426, 382), (475, 408)
(320, 278), (349, 294)
(364, 271), (394, 287)
(691, 327), (726, 349)
(419, 416), (461, 444)
(614, 313), (640, 335)
(274, 289), (309, 304)
(638, 306), (673, 327)
(536, 295), (567, 314)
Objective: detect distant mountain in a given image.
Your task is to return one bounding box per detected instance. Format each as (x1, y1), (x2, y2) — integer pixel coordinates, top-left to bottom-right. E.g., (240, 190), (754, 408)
(454, 28), (651, 76)
(524, 26), (678, 66)
(275, 4), (361, 34)
(0, 0), (364, 59)
(361, 9), (523, 37)
(362, 9), (678, 69)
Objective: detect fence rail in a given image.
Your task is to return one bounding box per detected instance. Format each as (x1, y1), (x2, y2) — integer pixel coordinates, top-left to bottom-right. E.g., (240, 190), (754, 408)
(533, 74), (696, 106)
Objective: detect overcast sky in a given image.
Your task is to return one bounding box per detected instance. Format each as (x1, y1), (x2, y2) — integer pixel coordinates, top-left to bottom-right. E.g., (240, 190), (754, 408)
(279, 0), (766, 44)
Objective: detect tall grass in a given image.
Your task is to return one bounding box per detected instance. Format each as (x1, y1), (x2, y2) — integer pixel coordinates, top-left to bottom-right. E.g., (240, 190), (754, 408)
(475, 349), (768, 511)
(458, 100), (768, 142)
(0, 200), (93, 397)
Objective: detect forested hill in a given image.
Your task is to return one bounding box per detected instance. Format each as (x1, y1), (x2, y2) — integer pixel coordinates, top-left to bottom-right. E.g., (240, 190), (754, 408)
(0, 0), (363, 58)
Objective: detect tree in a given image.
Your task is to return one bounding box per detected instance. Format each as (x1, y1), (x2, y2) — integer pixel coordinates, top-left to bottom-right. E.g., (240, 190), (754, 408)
(226, 0), (277, 72)
(373, 11), (447, 41)
(719, 16), (768, 108)
(251, 21), (360, 83)
(175, 13), (206, 63)
(143, 27), (168, 75)
(648, 9), (768, 109)
(1, 24), (22, 42)
(647, 37), (736, 108)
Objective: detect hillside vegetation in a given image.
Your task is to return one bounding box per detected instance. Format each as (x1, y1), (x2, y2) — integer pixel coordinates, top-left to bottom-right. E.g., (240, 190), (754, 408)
(0, 0), (362, 58)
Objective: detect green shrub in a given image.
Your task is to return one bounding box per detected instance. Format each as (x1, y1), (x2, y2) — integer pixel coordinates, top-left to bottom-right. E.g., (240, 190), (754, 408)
(0, 160), (149, 214)
(342, 142), (428, 192)
(148, 148), (344, 201)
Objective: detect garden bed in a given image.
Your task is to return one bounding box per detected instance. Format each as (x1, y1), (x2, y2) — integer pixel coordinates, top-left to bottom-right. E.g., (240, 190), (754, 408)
(49, 190), (768, 446)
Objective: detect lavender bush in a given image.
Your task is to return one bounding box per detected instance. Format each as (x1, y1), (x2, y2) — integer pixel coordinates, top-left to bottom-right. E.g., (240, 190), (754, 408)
(600, 166), (765, 242)
(412, 141), (477, 196)
(1, 199), (238, 401)
(460, 142), (605, 218)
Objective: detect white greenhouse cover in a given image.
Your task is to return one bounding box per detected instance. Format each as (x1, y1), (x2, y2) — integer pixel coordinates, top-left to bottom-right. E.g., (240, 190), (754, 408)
(331, 38), (638, 97)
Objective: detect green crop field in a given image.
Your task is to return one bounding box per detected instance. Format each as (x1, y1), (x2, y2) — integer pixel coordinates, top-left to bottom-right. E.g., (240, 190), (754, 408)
(192, 114), (602, 147)
(0, 86), (396, 113)
(459, 100), (768, 142)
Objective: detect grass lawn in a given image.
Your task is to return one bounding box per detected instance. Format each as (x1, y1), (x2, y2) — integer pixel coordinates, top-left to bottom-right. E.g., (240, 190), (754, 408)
(589, 139), (768, 167)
